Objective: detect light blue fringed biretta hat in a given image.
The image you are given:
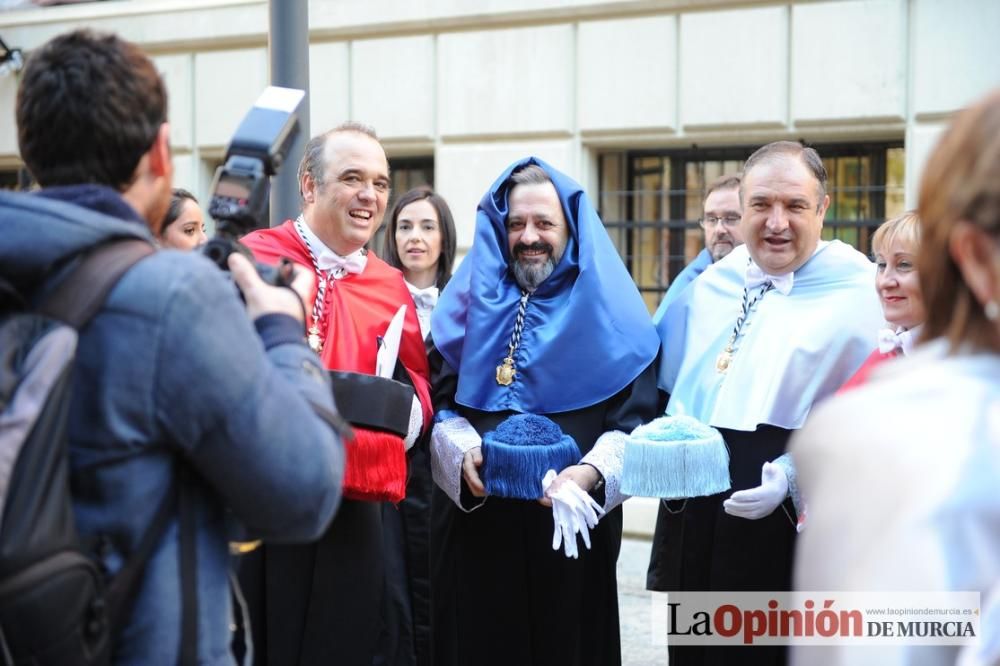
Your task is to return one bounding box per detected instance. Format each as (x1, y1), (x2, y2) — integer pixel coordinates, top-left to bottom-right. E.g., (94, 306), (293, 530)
(621, 415), (730, 499)
(481, 414), (580, 499)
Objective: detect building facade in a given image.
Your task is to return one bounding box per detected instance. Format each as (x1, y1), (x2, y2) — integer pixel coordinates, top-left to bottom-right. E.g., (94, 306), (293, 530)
(1, 0), (998, 308)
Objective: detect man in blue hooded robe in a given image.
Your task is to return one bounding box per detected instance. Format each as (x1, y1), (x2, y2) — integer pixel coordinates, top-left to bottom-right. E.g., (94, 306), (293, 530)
(427, 158), (659, 666)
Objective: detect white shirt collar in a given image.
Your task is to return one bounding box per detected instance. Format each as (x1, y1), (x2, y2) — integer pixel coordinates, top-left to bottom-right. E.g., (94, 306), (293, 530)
(406, 281), (439, 311)
(295, 216), (367, 279)
(745, 261), (794, 296)
(878, 324), (922, 356)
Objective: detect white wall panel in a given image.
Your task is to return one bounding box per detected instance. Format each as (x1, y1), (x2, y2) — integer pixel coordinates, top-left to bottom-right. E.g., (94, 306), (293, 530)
(791, 0), (906, 122)
(578, 15), (677, 131)
(154, 54), (193, 150)
(194, 48), (267, 148)
(170, 153), (197, 195)
(904, 122), (946, 208)
(436, 140), (576, 247)
(352, 35), (434, 139)
(438, 25), (573, 137)
(681, 6), (787, 128)
(0, 74), (18, 156)
(309, 42), (350, 134)
(912, 0), (1000, 117)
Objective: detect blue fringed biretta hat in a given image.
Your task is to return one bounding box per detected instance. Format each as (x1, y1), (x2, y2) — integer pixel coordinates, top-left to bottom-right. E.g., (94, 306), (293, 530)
(621, 415), (731, 499)
(481, 414), (580, 500)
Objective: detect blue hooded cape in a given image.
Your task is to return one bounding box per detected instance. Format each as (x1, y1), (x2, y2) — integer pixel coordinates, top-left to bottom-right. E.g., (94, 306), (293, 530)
(431, 156), (659, 414)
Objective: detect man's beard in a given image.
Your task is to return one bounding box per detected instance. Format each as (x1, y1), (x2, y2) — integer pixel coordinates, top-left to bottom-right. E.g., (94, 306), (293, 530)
(709, 233), (736, 261)
(510, 241), (556, 291)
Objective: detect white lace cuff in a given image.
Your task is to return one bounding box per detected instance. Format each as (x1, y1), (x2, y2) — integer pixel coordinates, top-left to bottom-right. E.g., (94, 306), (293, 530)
(772, 452), (802, 520)
(430, 416), (485, 511)
(580, 430), (629, 512)
(403, 396), (423, 452)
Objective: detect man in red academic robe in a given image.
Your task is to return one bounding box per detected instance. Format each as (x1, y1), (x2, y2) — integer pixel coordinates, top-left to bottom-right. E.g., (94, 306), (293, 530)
(239, 122), (432, 666)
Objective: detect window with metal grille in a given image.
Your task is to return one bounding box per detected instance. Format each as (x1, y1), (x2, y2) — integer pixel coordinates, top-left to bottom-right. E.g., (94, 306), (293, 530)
(598, 142), (905, 313)
(370, 155), (434, 258)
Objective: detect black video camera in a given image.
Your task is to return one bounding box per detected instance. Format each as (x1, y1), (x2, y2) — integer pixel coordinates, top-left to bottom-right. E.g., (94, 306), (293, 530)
(202, 86), (305, 286)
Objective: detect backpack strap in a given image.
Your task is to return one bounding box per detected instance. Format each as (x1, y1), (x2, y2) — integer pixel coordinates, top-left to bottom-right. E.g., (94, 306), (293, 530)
(103, 479), (178, 638)
(102, 464), (199, 664)
(38, 238), (155, 328)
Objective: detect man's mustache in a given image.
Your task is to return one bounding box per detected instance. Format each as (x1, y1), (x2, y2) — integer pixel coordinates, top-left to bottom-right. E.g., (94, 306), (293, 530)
(514, 241), (554, 257)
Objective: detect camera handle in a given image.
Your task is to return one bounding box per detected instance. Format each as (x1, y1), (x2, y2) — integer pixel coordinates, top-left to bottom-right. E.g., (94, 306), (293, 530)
(202, 236), (294, 288)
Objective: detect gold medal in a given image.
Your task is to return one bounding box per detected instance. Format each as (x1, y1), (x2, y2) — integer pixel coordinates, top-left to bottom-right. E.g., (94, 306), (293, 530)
(308, 325), (323, 353)
(496, 357), (516, 386)
(715, 347), (733, 373)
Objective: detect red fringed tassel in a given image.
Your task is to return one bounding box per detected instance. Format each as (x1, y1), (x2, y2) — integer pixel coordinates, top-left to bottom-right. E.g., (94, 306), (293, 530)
(342, 427), (408, 503)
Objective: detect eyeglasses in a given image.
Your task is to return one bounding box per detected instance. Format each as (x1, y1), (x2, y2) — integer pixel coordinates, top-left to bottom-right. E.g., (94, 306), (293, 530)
(699, 215), (741, 229)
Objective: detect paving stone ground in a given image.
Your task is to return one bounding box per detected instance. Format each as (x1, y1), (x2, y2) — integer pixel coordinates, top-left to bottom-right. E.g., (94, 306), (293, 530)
(617, 537), (670, 665)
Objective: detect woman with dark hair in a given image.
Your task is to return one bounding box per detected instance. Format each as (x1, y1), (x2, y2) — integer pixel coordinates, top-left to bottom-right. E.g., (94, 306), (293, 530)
(791, 89), (1000, 665)
(160, 188), (207, 250)
(378, 186), (457, 666)
(383, 186), (457, 338)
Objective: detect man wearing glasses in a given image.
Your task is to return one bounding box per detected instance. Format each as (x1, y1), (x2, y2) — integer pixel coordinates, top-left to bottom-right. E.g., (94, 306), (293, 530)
(652, 173), (744, 324)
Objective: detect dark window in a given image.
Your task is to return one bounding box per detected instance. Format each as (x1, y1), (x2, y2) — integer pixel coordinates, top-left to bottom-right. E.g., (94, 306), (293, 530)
(0, 167), (33, 191)
(598, 142), (904, 313)
(370, 156), (434, 258)
(389, 156), (434, 201)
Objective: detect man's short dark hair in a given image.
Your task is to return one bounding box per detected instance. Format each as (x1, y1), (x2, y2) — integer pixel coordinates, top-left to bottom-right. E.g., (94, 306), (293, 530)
(16, 29), (167, 189)
(742, 141), (828, 208)
(705, 173), (742, 199)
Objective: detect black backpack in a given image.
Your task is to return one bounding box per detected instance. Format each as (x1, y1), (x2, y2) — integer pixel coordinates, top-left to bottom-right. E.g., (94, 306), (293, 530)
(0, 239), (196, 665)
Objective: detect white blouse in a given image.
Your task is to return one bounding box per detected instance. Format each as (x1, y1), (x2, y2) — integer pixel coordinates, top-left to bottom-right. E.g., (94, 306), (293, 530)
(406, 282), (439, 339)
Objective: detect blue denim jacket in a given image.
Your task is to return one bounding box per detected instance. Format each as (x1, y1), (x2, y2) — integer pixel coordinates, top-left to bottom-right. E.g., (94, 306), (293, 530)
(0, 187), (344, 664)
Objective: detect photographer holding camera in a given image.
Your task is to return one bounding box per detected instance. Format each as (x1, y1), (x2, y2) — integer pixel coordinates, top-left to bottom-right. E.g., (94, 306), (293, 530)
(0, 29), (345, 664)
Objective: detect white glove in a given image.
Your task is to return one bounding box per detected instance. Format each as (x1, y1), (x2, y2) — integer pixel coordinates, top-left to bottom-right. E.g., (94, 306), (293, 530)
(551, 494), (580, 559)
(543, 470), (606, 558)
(562, 481), (604, 532)
(722, 461), (789, 520)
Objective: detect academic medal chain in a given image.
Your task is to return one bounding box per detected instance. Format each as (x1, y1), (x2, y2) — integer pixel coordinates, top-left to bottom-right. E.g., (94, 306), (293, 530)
(716, 282), (772, 373)
(496, 290), (531, 386)
(294, 216), (329, 354)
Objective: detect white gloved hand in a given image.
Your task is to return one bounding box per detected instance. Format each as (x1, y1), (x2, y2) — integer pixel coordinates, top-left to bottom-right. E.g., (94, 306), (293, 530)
(722, 461), (789, 520)
(554, 497), (580, 559)
(543, 470), (604, 558)
(544, 471), (577, 558)
(563, 481), (605, 530)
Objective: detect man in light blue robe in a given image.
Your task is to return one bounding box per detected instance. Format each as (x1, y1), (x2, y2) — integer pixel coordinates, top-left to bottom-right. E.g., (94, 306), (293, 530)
(652, 173), (745, 325)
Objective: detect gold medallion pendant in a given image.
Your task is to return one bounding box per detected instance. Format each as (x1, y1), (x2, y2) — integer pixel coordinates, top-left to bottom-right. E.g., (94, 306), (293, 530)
(308, 326), (323, 353)
(715, 347), (733, 373)
(496, 357), (516, 386)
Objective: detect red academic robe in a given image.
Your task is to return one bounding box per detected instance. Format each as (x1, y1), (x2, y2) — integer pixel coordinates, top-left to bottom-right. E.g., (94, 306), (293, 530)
(239, 220), (434, 666)
(244, 220), (433, 501)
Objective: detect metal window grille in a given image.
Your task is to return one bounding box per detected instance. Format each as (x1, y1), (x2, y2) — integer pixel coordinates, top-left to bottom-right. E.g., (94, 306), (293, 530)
(598, 142), (905, 313)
